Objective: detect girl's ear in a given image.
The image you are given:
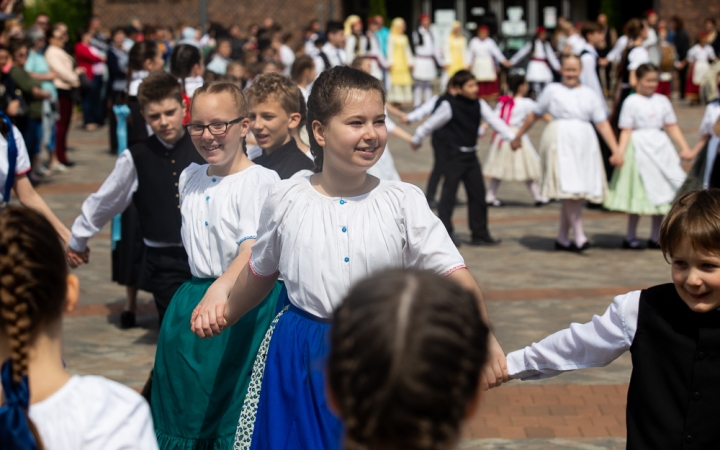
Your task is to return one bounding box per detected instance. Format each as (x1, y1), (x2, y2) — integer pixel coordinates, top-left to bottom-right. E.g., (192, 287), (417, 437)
(288, 112), (302, 131)
(64, 274), (80, 313)
(239, 117), (251, 137)
(312, 120), (326, 147)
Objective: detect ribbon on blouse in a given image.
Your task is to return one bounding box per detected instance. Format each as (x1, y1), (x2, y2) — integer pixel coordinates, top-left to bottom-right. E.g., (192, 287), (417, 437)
(111, 104), (131, 250)
(493, 95), (515, 144)
(1, 112), (18, 208)
(0, 359), (38, 450)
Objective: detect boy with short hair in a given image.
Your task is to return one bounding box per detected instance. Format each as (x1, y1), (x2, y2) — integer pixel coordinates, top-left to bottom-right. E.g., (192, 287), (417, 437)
(246, 72), (315, 179)
(507, 189), (720, 449)
(68, 71), (205, 325)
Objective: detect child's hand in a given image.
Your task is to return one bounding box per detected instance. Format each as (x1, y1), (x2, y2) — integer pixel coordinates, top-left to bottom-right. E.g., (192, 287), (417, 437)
(510, 138), (522, 150)
(191, 286), (229, 338)
(610, 154), (624, 168)
(400, 114), (410, 125)
(67, 247), (90, 268)
(410, 142), (421, 151)
(480, 334), (509, 391)
(680, 148), (695, 161)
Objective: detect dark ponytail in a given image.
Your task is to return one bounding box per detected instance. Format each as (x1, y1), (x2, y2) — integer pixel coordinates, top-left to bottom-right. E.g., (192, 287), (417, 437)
(306, 66), (385, 172)
(170, 44), (202, 96)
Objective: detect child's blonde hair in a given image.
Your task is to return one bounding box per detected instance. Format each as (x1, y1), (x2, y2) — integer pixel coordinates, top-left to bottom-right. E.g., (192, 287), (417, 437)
(660, 189), (720, 259)
(190, 81), (248, 152)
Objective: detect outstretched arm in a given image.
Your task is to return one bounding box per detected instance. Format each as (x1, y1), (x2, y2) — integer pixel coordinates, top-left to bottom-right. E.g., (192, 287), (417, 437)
(510, 112), (539, 149)
(684, 134), (710, 161)
(613, 128), (631, 167)
(594, 120), (621, 165)
(665, 123), (691, 155)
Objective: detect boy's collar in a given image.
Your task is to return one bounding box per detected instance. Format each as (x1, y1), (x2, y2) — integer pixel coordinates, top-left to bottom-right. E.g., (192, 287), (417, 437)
(156, 129), (186, 149)
(263, 135), (294, 156)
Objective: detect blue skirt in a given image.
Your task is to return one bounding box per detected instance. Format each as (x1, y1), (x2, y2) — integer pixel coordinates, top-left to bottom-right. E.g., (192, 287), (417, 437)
(234, 304), (343, 450)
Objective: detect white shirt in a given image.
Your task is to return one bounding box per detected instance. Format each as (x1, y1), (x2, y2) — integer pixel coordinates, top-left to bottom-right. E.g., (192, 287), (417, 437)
(279, 44), (296, 77)
(579, 44), (607, 114)
(298, 84), (311, 103)
(627, 46), (651, 71)
(411, 98), (516, 145)
(406, 95), (440, 123)
(619, 93), (677, 130)
(567, 33), (586, 55)
(494, 97), (537, 128)
(28, 375), (158, 450)
(509, 40), (560, 71)
(182, 76), (204, 97)
(179, 163), (279, 278)
(127, 71), (148, 97)
(687, 44), (717, 63)
(69, 138), (180, 252)
(345, 33), (368, 61)
(412, 27), (443, 64)
(249, 177), (466, 318)
(0, 125), (32, 190)
(606, 35), (628, 63)
(507, 291), (640, 380)
(534, 83), (608, 124)
(206, 55), (229, 75)
(699, 101), (720, 137)
(467, 37), (506, 64)
(314, 42), (347, 75)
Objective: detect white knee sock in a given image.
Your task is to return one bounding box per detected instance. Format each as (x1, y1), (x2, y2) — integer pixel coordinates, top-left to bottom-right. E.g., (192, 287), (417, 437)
(424, 84), (432, 103)
(558, 201), (571, 246)
(651, 215), (663, 242)
(487, 179), (501, 202)
(526, 181), (547, 202)
(414, 84), (423, 107)
(566, 200), (587, 246)
(626, 214), (640, 241)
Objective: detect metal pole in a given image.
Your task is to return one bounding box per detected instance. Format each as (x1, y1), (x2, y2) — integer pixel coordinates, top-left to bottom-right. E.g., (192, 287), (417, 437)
(328, 0), (334, 21)
(200, 0), (207, 32)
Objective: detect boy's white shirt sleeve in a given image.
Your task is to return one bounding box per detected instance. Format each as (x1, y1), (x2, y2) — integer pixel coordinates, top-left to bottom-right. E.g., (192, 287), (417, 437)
(508, 42), (531, 66)
(411, 100), (452, 144)
(480, 99), (515, 141)
(69, 150), (139, 252)
(407, 95), (440, 123)
(507, 290), (640, 381)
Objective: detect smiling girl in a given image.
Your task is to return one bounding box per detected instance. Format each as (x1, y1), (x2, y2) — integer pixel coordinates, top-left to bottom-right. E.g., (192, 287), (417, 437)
(150, 81), (283, 449)
(191, 66), (507, 450)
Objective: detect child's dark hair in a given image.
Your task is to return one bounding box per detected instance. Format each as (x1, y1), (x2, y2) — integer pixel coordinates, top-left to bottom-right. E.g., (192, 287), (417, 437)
(508, 74), (527, 95)
(306, 66), (385, 172)
(328, 269), (489, 450)
(660, 189), (720, 260)
(0, 206), (69, 449)
(291, 55), (315, 83)
(137, 70), (183, 108)
(128, 40), (159, 74)
(635, 63), (658, 81)
(580, 21), (603, 40)
(448, 69), (475, 89)
(170, 44), (202, 96)
(246, 72), (302, 117)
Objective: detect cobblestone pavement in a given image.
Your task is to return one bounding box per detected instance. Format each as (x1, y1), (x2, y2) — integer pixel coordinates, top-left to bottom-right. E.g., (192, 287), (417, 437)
(30, 100), (705, 449)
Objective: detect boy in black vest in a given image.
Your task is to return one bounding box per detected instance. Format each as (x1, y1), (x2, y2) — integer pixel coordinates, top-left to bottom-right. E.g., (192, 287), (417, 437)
(506, 189), (720, 449)
(68, 71), (205, 326)
(411, 70), (515, 246)
(246, 73), (314, 179)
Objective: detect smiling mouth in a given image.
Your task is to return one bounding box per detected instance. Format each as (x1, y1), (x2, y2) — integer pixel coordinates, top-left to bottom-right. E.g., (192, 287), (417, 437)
(203, 144), (222, 153)
(355, 146), (378, 154)
(687, 291), (710, 300)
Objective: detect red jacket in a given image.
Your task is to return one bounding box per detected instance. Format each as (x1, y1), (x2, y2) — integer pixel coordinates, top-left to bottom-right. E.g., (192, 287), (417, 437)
(74, 43), (103, 81)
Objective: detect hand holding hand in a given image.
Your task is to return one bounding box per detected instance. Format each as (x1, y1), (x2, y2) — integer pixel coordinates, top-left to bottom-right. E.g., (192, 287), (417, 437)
(480, 333), (509, 391)
(67, 247), (90, 268)
(610, 154), (624, 167)
(400, 114), (410, 125)
(410, 142), (421, 151)
(510, 138), (522, 150)
(190, 286), (229, 338)
(680, 148), (695, 161)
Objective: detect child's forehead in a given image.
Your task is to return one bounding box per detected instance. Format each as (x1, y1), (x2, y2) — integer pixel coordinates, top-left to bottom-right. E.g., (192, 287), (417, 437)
(249, 95), (286, 111)
(339, 89), (384, 113)
(673, 238), (720, 259)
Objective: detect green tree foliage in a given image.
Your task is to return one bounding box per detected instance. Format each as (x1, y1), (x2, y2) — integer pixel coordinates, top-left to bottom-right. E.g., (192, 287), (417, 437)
(368, 0), (388, 25)
(599, 0), (621, 31)
(24, 0), (92, 42)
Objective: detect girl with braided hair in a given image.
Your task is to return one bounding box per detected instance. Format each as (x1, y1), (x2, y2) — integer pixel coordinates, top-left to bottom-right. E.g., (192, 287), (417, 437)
(328, 269), (489, 450)
(191, 66), (507, 450)
(0, 206), (157, 449)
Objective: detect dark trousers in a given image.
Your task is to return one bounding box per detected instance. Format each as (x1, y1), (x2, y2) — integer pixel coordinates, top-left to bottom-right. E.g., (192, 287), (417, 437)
(597, 129), (614, 181)
(108, 90), (123, 154)
(438, 148), (490, 239)
(55, 92), (73, 164)
(426, 137), (447, 202)
(82, 75), (105, 125)
(142, 246), (192, 326)
(677, 66), (688, 99)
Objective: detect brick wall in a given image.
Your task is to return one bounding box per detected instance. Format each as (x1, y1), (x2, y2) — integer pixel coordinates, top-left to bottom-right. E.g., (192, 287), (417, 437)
(93, 0), (343, 42)
(659, 0), (720, 42)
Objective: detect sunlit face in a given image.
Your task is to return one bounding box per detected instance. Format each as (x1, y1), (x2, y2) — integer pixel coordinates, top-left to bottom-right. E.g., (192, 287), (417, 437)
(249, 97), (298, 152)
(458, 79), (479, 100)
(561, 58), (581, 87)
(671, 239), (720, 313)
(190, 93), (249, 167)
(636, 71), (659, 96)
(352, 21), (363, 34)
(313, 89), (387, 176)
(142, 98), (186, 144)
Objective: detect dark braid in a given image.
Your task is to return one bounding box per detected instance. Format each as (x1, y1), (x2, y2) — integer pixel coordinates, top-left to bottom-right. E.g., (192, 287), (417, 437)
(306, 66), (385, 172)
(328, 269), (489, 450)
(170, 44), (202, 97)
(0, 207), (67, 450)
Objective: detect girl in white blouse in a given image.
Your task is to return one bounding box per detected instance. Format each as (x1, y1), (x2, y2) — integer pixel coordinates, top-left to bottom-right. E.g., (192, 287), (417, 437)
(151, 82), (283, 450)
(511, 55), (620, 252)
(603, 64), (689, 249)
(191, 66), (507, 450)
(0, 207), (157, 450)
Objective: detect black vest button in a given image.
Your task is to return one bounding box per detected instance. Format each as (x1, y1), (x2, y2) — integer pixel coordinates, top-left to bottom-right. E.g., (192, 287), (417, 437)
(686, 435), (694, 444)
(697, 352), (706, 360)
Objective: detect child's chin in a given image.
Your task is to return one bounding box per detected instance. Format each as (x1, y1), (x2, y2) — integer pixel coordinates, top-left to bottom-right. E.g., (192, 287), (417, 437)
(682, 297), (720, 313)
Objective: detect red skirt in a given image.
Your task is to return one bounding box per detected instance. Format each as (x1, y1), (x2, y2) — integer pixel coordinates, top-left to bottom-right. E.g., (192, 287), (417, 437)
(478, 79), (500, 97)
(685, 63), (700, 98)
(655, 81), (671, 97)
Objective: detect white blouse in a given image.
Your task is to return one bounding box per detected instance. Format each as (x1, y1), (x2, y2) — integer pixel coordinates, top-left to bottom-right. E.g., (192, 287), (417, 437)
(249, 177), (466, 318)
(699, 101), (720, 137)
(619, 93), (677, 130)
(495, 97), (537, 128)
(687, 44), (716, 63)
(28, 375), (158, 450)
(179, 163), (280, 278)
(467, 37), (506, 64)
(627, 46), (650, 71)
(534, 83), (607, 124)
(0, 125), (31, 189)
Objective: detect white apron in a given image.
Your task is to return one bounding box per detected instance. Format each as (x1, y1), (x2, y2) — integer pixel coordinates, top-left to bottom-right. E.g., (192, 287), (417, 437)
(631, 129), (687, 205)
(526, 60), (554, 83)
(472, 56), (497, 81)
(703, 135), (720, 188)
(555, 118), (603, 198)
(413, 57), (438, 81)
(693, 60), (710, 85)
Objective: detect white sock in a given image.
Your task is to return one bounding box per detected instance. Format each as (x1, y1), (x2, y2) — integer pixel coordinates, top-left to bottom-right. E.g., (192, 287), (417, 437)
(487, 179), (501, 202)
(526, 181), (547, 202)
(651, 215), (663, 242)
(626, 214), (640, 241)
(566, 200), (587, 247)
(557, 201), (571, 246)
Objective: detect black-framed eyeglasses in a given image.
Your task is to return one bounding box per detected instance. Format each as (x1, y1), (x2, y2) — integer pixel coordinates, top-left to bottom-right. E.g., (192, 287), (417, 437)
(186, 117), (244, 136)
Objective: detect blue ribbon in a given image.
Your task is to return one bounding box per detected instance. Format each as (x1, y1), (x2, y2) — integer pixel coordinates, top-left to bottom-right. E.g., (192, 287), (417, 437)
(0, 359), (38, 450)
(111, 105), (131, 250)
(1, 112), (18, 207)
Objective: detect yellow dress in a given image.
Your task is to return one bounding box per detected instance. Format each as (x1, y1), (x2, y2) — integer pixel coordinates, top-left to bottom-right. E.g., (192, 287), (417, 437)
(390, 34), (412, 86)
(446, 36), (467, 78)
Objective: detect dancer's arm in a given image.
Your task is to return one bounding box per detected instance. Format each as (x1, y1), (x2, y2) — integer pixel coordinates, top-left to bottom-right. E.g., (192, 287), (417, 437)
(410, 100), (452, 149)
(614, 129), (631, 167)
(447, 268), (507, 390)
(684, 135), (710, 160)
(508, 42), (531, 66)
(665, 124), (691, 155)
(595, 120), (621, 166)
(510, 112), (539, 149)
(14, 174), (72, 246)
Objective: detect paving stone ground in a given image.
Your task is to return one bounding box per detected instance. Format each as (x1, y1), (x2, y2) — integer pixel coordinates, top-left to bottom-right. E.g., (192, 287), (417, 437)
(29, 100), (706, 449)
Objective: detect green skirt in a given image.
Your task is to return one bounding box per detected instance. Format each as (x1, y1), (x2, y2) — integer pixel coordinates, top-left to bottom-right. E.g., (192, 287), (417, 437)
(603, 139), (672, 216)
(151, 277), (283, 450)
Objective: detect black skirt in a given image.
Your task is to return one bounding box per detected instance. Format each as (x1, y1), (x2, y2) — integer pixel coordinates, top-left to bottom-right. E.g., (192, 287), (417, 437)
(111, 203), (146, 287)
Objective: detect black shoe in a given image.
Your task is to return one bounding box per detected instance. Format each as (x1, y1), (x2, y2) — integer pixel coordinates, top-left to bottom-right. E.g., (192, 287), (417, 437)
(534, 200), (550, 207)
(120, 311), (136, 329)
(449, 233), (462, 248)
(622, 239), (644, 250)
(576, 241), (592, 252)
(427, 199), (438, 210)
(467, 235), (502, 246)
(646, 239), (661, 250)
(554, 241), (579, 252)
(61, 160), (76, 167)
(486, 199), (504, 207)
(586, 202), (603, 210)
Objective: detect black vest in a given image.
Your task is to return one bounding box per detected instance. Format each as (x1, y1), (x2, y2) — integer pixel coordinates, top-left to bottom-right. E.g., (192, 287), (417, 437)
(627, 283), (720, 449)
(128, 132), (205, 243)
(433, 95), (481, 149)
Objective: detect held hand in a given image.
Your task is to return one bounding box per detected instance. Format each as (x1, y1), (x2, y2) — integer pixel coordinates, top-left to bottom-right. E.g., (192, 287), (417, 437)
(598, 58), (609, 67)
(75, 67), (87, 74)
(510, 138), (522, 150)
(6, 99), (19, 116)
(610, 154), (624, 167)
(410, 142), (421, 151)
(190, 286), (229, 338)
(680, 148), (695, 161)
(67, 247), (90, 268)
(480, 333), (509, 391)
(400, 114), (410, 125)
